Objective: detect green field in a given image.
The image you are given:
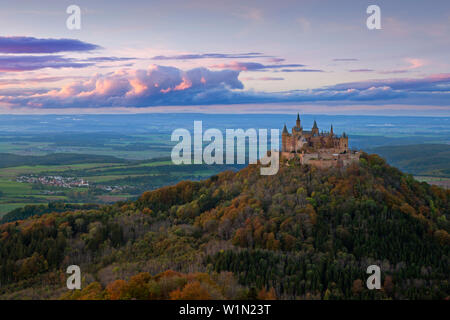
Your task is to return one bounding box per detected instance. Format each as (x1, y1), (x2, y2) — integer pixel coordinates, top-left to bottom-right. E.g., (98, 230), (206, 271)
(0, 154), (240, 215)
(415, 176), (450, 189)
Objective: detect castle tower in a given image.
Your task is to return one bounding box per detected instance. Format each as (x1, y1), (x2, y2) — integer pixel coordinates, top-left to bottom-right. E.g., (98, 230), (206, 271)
(296, 113), (301, 128)
(339, 132), (349, 152)
(282, 124), (289, 152)
(312, 120), (319, 136)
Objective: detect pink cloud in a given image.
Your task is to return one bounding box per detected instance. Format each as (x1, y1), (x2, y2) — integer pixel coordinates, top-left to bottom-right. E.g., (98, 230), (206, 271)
(210, 61), (261, 71)
(210, 61), (306, 71)
(405, 58), (426, 69)
(8, 64), (243, 108)
(378, 58), (427, 74)
(1, 69), (449, 109)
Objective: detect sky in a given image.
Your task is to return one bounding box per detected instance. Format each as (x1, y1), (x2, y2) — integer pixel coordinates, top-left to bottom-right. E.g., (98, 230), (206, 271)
(0, 0), (449, 115)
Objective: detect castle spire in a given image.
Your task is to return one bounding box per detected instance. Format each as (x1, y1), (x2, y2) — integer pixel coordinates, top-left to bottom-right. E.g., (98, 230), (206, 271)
(330, 124), (334, 135)
(311, 120), (319, 136)
(296, 113), (301, 128)
(282, 123), (288, 134)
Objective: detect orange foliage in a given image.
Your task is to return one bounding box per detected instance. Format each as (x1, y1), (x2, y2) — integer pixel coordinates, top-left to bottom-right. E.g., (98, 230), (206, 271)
(434, 229), (450, 246)
(106, 279), (128, 300)
(1, 231), (8, 240)
(76, 282), (104, 300)
(155, 269), (183, 281)
(169, 281), (212, 300)
(142, 208), (153, 215)
(257, 287), (276, 300)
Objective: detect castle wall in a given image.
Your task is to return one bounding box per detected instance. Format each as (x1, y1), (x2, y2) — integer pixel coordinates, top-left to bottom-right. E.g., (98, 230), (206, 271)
(280, 149), (360, 169)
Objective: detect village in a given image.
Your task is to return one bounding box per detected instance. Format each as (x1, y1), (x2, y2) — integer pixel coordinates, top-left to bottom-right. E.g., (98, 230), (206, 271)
(16, 175), (128, 193)
(16, 175), (90, 188)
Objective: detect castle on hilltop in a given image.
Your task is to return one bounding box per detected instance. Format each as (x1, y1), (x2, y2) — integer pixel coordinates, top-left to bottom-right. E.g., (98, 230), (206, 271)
(280, 114), (360, 168)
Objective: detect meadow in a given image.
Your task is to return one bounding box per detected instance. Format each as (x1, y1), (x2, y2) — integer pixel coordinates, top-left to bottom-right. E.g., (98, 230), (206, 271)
(0, 156), (240, 216)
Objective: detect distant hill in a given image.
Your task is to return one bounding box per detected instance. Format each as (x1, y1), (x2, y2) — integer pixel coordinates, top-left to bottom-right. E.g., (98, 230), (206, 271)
(0, 153), (448, 300)
(368, 144), (450, 177)
(0, 153), (127, 168)
(0, 202), (101, 224)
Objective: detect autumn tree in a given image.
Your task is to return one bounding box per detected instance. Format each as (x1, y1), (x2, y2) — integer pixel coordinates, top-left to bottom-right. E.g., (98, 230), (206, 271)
(170, 281), (212, 300)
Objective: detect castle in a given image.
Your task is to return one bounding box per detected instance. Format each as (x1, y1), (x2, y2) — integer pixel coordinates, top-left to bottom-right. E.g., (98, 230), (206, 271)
(280, 114), (360, 168)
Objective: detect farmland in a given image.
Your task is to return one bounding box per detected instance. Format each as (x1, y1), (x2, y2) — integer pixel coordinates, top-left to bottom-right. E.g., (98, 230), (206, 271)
(0, 155), (240, 216)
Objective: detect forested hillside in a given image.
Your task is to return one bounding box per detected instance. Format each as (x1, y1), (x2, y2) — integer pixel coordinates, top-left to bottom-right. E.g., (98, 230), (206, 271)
(0, 153), (448, 300)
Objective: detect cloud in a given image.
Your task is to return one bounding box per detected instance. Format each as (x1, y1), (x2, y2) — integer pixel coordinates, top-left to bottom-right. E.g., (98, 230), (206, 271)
(278, 69), (324, 73)
(267, 58), (285, 63)
(405, 58), (425, 69)
(1, 66), (449, 108)
(349, 69), (374, 73)
(378, 70), (409, 75)
(0, 75), (87, 85)
(240, 77), (284, 81)
(0, 55), (137, 72)
(1, 65), (243, 108)
(210, 61), (305, 71)
(378, 58), (426, 74)
(151, 52), (268, 60)
(0, 55), (94, 72)
(328, 73), (450, 91)
(333, 58), (358, 62)
(0, 36), (100, 53)
(83, 56), (136, 63)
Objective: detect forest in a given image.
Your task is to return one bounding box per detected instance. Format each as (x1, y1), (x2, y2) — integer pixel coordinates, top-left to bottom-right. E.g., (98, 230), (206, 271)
(0, 152), (448, 300)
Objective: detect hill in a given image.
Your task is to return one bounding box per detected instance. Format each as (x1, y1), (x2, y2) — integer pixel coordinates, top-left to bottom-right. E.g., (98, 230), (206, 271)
(0, 153), (448, 300)
(369, 144), (450, 177)
(0, 203), (102, 224)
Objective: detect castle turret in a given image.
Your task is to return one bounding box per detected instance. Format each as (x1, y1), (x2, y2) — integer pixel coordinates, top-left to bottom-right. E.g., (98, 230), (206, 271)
(282, 124), (289, 152)
(330, 124), (334, 136)
(296, 113), (301, 128)
(339, 132), (349, 152)
(312, 120), (319, 136)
